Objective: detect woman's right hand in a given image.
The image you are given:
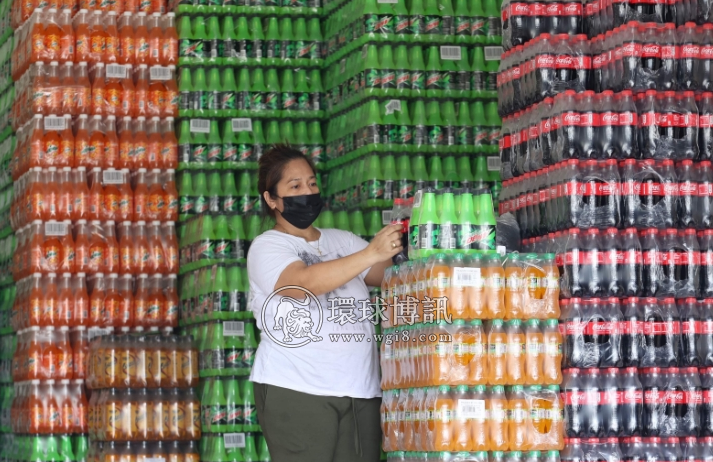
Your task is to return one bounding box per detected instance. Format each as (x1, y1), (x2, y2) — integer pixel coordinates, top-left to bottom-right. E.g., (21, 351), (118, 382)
(365, 224), (404, 263)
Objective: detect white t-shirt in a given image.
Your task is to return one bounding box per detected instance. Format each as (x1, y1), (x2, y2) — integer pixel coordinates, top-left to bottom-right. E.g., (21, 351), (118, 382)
(246, 228), (382, 399)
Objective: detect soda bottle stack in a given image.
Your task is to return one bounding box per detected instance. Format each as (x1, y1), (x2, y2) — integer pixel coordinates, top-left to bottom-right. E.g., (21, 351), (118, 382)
(82, 331), (201, 462)
(377, 250), (564, 458)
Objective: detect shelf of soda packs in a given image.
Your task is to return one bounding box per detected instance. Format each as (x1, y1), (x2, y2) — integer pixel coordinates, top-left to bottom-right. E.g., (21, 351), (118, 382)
(0, 435), (88, 462)
(173, 3), (322, 16)
(178, 107), (324, 120)
(199, 376), (259, 419)
(199, 432), (269, 461)
(178, 264), (250, 323)
(177, 54), (324, 69)
(192, 320), (257, 375)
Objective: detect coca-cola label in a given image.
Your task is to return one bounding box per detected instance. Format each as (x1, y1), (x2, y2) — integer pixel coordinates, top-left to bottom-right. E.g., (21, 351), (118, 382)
(641, 43), (661, 58)
(622, 388), (643, 404)
(601, 112), (619, 125)
(700, 114), (713, 128)
(645, 389), (663, 403)
(622, 42), (642, 58)
(565, 321), (585, 335)
(544, 2), (563, 14)
(562, 2), (583, 14)
(703, 390), (713, 403)
(639, 182), (666, 196)
(555, 55), (574, 69)
(599, 389), (620, 405)
(643, 321), (681, 335)
(584, 182), (619, 195)
(510, 2), (530, 15)
(619, 320), (644, 335)
(617, 111), (637, 126)
(583, 321), (619, 335)
(621, 249), (643, 264)
(682, 320), (701, 334)
(680, 182), (698, 196)
(661, 44), (678, 59)
(680, 44), (701, 58)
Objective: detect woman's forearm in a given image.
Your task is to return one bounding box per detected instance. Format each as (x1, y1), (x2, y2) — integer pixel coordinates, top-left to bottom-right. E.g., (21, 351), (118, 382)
(275, 249), (379, 297)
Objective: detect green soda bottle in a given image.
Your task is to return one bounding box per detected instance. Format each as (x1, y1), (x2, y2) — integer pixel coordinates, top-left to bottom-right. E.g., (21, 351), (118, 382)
(179, 67), (192, 112)
(411, 99), (426, 148)
(472, 100), (488, 148)
(178, 16), (194, 60)
(295, 69), (310, 111)
(179, 173), (194, 218)
(320, 209), (335, 228)
(251, 17), (264, 59)
(307, 18), (322, 59)
(228, 215), (246, 259)
(212, 263), (229, 314)
(235, 17), (251, 59)
(351, 211), (368, 238)
(207, 171), (222, 212)
(455, 48), (470, 94)
(394, 102), (413, 151)
(222, 119), (238, 165)
(243, 434), (259, 461)
(443, 157), (460, 188)
(335, 210), (350, 230)
(251, 68), (267, 111)
(264, 68), (280, 111)
(214, 216), (233, 259)
(207, 120), (222, 163)
(379, 45), (396, 90)
(235, 121), (254, 165)
(394, 45), (411, 95)
(492, 181), (502, 208)
(471, 46), (486, 95)
(281, 68), (296, 110)
(473, 155), (489, 187)
(475, 188), (496, 250)
(364, 44), (380, 91)
(382, 101), (398, 146)
(438, 188), (457, 252)
(419, 188), (439, 256)
(484, 0), (502, 42)
(265, 120), (281, 148)
(485, 101), (502, 151)
(190, 123), (208, 164)
(193, 171), (209, 214)
(307, 121), (324, 168)
(237, 171), (252, 214)
(410, 0), (424, 35)
(363, 0), (379, 36)
(471, 0), (487, 38)
(457, 100), (473, 151)
(409, 45), (426, 94)
(208, 376), (228, 431)
(280, 17), (295, 59)
(423, 0), (441, 36)
(364, 99), (382, 145)
(225, 377), (243, 430)
(391, 0), (409, 35)
(458, 156), (474, 187)
(454, 0), (470, 36)
(214, 431), (229, 462)
(294, 18), (309, 59)
(441, 100), (457, 147)
(428, 155), (444, 190)
(222, 172), (238, 212)
(236, 68), (251, 110)
(178, 119), (191, 166)
(59, 436), (74, 462)
(220, 16), (237, 62)
(257, 436), (270, 462)
(198, 214), (215, 260)
(366, 208), (382, 239)
(294, 121), (309, 154)
(382, 154), (397, 203)
(456, 188), (478, 252)
(253, 120), (265, 161)
(309, 69), (323, 111)
(426, 100), (443, 147)
(44, 436), (62, 462)
(280, 120), (295, 145)
(192, 67), (208, 111)
(242, 380), (259, 431)
(396, 155), (414, 199)
(412, 154), (428, 192)
(362, 155), (383, 208)
(221, 67), (237, 111)
(206, 16), (221, 61)
(425, 46), (441, 95)
(440, 0), (455, 35)
(193, 17), (209, 60)
(265, 17), (281, 61)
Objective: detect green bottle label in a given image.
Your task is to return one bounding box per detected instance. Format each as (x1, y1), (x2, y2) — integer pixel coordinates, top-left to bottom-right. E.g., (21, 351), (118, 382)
(191, 40), (205, 58)
(431, 179), (444, 189)
(474, 127), (488, 146)
(471, 17), (486, 35)
(397, 125), (412, 144)
(238, 90), (250, 110)
(409, 223), (419, 249)
(428, 125), (444, 145)
(399, 179), (415, 199)
(366, 69), (380, 88)
(377, 14), (393, 33)
(179, 143), (191, 163)
(310, 92), (321, 110)
(310, 42), (321, 59)
(197, 239), (214, 259)
(282, 92), (296, 110)
(477, 224), (496, 250)
(296, 41), (311, 58)
(457, 126), (473, 145)
(365, 14), (378, 34)
(296, 92), (309, 110)
(237, 40), (252, 58)
(441, 70), (453, 90)
(225, 348), (243, 370)
(240, 195), (255, 213)
(238, 144), (253, 161)
(180, 91), (190, 110)
(211, 347), (225, 369)
(442, 16), (454, 35)
(396, 70), (411, 89)
(213, 290), (229, 312)
(414, 125), (426, 145)
(266, 40), (281, 58)
(209, 195), (220, 212)
(446, 179), (461, 189)
(365, 124), (381, 145)
(412, 71), (425, 90)
(364, 179), (384, 200)
(215, 239), (233, 258)
(207, 144), (222, 162)
(424, 16), (441, 34)
(381, 70), (396, 88)
(384, 180), (394, 200)
(191, 143), (207, 162)
(457, 71), (470, 91)
(309, 145), (323, 163)
(486, 74), (497, 92)
(250, 91), (264, 110)
(264, 92), (279, 110)
(395, 15), (410, 34)
(222, 195), (237, 212)
(419, 222), (439, 250)
(229, 290), (244, 311)
(223, 143), (238, 162)
(426, 71), (441, 89)
(179, 196), (194, 214)
(192, 91), (208, 110)
(219, 38), (230, 58)
(281, 41), (295, 59)
(209, 404), (227, 425)
(488, 17), (502, 36)
(489, 128), (501, 144)
(252, 40), (263, 59)
(179, 38), (193, 57)
(445, 125), (456, 145)
(455, 16), (470, 35)
(410, 15), (423, 34)
(221, 91), (236, 110)
(243, 348), (256, 368)
(439, 224), (457, 250)
(195, 195), (208, 214)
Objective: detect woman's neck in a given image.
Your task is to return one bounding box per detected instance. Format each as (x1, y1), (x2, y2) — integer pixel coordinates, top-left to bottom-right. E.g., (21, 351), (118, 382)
(273, 219), (320, 241)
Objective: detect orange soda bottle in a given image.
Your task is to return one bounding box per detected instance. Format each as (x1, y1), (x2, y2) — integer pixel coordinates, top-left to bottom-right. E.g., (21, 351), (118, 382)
(451, 319), (473, 385)
(505, 254), (524, 319)
(147, 13), (161, 65)
(468, 319), (487, 385)
(74, 115), (91, 167)
(89, 11), (106, 64)
(44, 119), (62, 166)
(120, 65), (135, 117)
(484, 254), (505, 318)
(147, 119), (162, 167)
(162, 275), (178, 326)
(134, 118), (149, 167)
(163, 68), (178, 117)
(146, 274), (165, 325)
(44, 9), (61, 62)
(134, 65), (149, 117)
(523, 254), (546, 318)
(146, 169), (164, 220)
(59, 115), (74, 165)
(57, 273), (74, 326)
(541, 254), (560, 319)
(134, 14), (149, 64)
(56, 326), (72, 379)
(449, 254), (469, 319)
(133, 222), (151, 273)
(41, 273), (60, 325)
(118, 13), (135, 65)
(452, 384), (473, 451)
(27, 170), (44, 221)
(133, 275), (149, 326)
(30, 13), (45, 66)
(161, 222), (178, 274)
(467, 254), (486, 319)
(105, 68), (123, 116)
(161, 14), (177, 65)
(74, 220), (90, 272)
(162, 170), (178, 221)
(508, 385), (529, 450)
(31, 66), (45, 116)
(542, 319), (563, 385)
(58, 220), (76, 274)
(76, 62), (92, 114)
(118, 116), (134, 169)
(74, 11), (90, 63)
(430, 385), (454, 451)
(41, 327), (60, 379)
(73, 273), (90, 326)
(58, 9), (74, 62)
(91, 63), (106, 115)
(118, 275), (134, 326)
(525, 319), (544, 385)
(104, 274), (121, 326)
(470, 385), (489, 451)
(506, 319), (526, 384)
(46, 62), (62, 115)
(88, 221), (108, 273)
(88, 167), (104, 220)
(72, 167), (90, 220)
(488, 385), (508, 451)
(105, 12), (119, 63)
(45, 168), (59, 220)
(134, 168), (149, 220)
(147, 221), (165, 274)
(60, 63), (76, 115)
(28, 273), (43, 326)
(488, 319), (507, 385)
(105, 116), (120, 168)
(88, 272), (105, 325)
(103, 170), (123, 220)
(28, 379), (43, 433)
(105, 221), (120, 273)
(118, 169), (134, 221)
(117, 221), (133, 273)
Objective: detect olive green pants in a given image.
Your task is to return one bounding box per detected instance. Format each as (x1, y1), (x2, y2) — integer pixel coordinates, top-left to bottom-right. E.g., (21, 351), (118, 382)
(254, 382), (382, 462)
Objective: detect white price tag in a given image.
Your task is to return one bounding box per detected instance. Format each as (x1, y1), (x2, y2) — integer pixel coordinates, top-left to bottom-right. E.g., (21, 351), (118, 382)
(149, 66), (172, 81)
(224, 433), (246, 449)
(145, 458), (166, 462)
(43, 116), (66, 131)
(106, 64), (128, 79)
(452, 267), (482, 288)
(385, 99), (402, 115)
(440, 46), (462, 60)
(102, 170), (124, 184)
(44, 221), (68, 236)
(382, 210), (393, 225)
(457, 399), (485, 420)
(231, 118), (253, 132)
(484, 46), (504, 61)
(487, 156), (502, 171)
(190, 119), (210, 133)
(223, 321), (245, 336)
(87, 327), (113, 341)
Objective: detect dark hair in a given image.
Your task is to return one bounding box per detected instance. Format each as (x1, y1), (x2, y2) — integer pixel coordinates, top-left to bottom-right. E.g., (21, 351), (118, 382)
(258, 144), (317, 218)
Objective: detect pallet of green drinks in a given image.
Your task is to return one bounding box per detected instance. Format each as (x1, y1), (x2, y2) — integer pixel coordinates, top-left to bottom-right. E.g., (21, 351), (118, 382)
(190, 322), (259, 375)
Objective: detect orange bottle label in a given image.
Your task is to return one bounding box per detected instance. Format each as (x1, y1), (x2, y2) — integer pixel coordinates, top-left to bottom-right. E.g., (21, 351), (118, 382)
(148, 192), (165, 215)
(46, 33), (61, 54)
(104, 297), (119, 322)
(60, 140), (73, 164)
(119, 192), (132, 216)
(74, 348), (86, 378)
(165, 89), (178, 111)
(78, 87), (91, 110)
(44, 242), (61, 269)
(120, 246), (132, 271)
(90, 36), (105, 55)
(30, 298), (42, 324)
(119, 142), (133, 165)
(105, 191), (120, 214)
(90, 140), (103, 163)
(90, 297), (103, 322)
(134, 194), (147, 218)
(32, 34), (44, 55)
(161, 144), (177, 166)
(136, 38), (149, 58)
(147, 299), (161, 319)
(134, 299), (147, 321)
(45, 139), (60, 162)
(120, 36), (134, 58)
(76, 35), (89, 58)
(89, 246), (104, 269)
(93, 89), (105, 112)
(147, 142), (160, 164)
(138, 0), (151, 10)
(106, 88), (121, 110)
(62, 88), (76, 112)
(106, 402), (121, 438)
(134, 143), (147, 163)
(105, 36), (117, 57)
(105, 142), (119, 166)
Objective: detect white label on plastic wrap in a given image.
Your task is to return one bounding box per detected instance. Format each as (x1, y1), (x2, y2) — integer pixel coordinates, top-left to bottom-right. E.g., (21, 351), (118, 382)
(413, 190), (423, 208)
(457, 399), (485, 420)
(362, 45), (368, 60)
(87, 327), (113, 341)
(497, 245), (506, 256)
(146, 458), (165, 462)
(484, 46), (504, 61)
(382, 210), (393, 225)
(43, 116), (67, 131)
(190, 119), (210, 133)
(231, 118), (252, 132)
(487, 156), (502, 171)
(44, 221), (68, 236)
(440, 46), (462, 60)
(223, 321), (245, 336)
(452, 267), (482, 288)
(102, 170), (124, 184)
(149, 66), (172, 81)
(385, 99), (402, 115)
(378, 0), (398, 3)
(224, 433), (246, 449)
(106, 64), (128, 79)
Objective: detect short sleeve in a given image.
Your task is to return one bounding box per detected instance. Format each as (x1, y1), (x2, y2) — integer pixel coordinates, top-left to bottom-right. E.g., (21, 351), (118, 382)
(247, 234), (303, 296)
(350, 233), (372, 281)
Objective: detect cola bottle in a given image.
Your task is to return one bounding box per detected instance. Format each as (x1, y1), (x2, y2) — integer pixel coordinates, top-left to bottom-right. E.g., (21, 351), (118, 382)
(622, 228), (643, 296)
(638, 90), (659, 159)
(677, 91), (700, 160)
(642, 367), (664, 436)
(617, 90), (639, 159)
(564, 368), (588, 437)
(700, 26), (713, 92)
(582, 229), (602, 296)
(678, 160), (698, 228)
(601, 228), (622, 296)
(565, 159), (583, 228)
(505, 0), (532, 48)
(621, 159), (638, 228)
(643, 297), (680, 367)
(620, 23), (641, 91)
(578, 91), (598, 158)
(602, 297), (623, 366)
(678, 297), (700, 366)
(637, 160), (677, 228)
(621, 437), (646, 462)
(700, 368), (713, 435)
(591, 37), (604, 92)
(584, 368), (602, 437)
(659, 24), (678, 90)
(580, 160), (601, 227)
(622, 297), (644, 367)
(681, 367), (702, 436)
(562, 298), (574, 367)
(601, 368), (621, 437)
(700, 230), (713, 297)
(558, 91), (580, 159)
(698, 93), (713, 161)
(700, 300), (713, 367)
(540, 98), (556, 165)
(565, 229), (585, 297)
(598, 91), (616, 157)
(678, 229), (701, 298)
(620, 366), (644, 436)
(641, 228), (662, 297)
(581, 298), (601, 367)
(500, 117), (514, 181)
(678, 23), (701, 91)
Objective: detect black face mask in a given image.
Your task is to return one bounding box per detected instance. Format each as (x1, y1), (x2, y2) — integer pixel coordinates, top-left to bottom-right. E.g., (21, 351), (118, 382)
(276, 193), (324, 229)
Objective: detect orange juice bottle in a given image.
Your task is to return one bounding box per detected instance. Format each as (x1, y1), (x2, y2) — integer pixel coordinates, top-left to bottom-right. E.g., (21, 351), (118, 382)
(450, 254), (469, 320)
(469, 319), (487, 385)
(484, 254), (505, 318)
(162, 14), (178, 65)
(505, 254), (524, 319)
(73, 167), (90, 220)
(508, 385), (529, 450)
(466, 254), (486, 318)
(118, 12), (134, 65)
(76, 62), (92, 114)
(525, 319), (544, 385)
(134, 14), (149, 65)
(60, 115), (74, 166)
(542, 254), (560, 319)
(523, 254), (546, 318)
(471, 385), (489, 451)
(431, 321), (452, 386)
(74, 11), (90, 63)
(88, 167), (104, 220)
(542, 320), (563, 385)
(452, 384), (473, 451)
(58, 9), (74, 63)
(89, 11), (106, 64)
(91, 63), (106, 115)
(429, 385), (454, 451)
(488, 319), (507, 385)
(506, 319), (526, 385)
(429, 253), (451, 309)
(488, 385), (508, 451)
(105, 12), (119, 63)
(44, 9), (61, 62)
(452, 319), (473, 385)
(147, 13), (161, 65)
(528, 385), (550, 449)
(146, 119), (162, 168)
(74, 220), (90, 273)
(547, 385), (564, 449)
(74, 116), (91, 172)
(161, 119), (178, 169)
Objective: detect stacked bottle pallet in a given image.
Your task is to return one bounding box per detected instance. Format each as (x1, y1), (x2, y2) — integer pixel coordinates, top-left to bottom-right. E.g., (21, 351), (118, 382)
(499, 0), (713, 454)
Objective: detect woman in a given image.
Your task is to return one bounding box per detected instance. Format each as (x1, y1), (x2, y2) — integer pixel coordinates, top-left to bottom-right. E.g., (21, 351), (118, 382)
(246, 145), (403, 462)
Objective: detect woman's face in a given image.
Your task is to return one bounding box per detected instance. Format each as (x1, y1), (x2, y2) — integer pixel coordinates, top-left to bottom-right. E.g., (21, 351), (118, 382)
(266, 158), (319, 212)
